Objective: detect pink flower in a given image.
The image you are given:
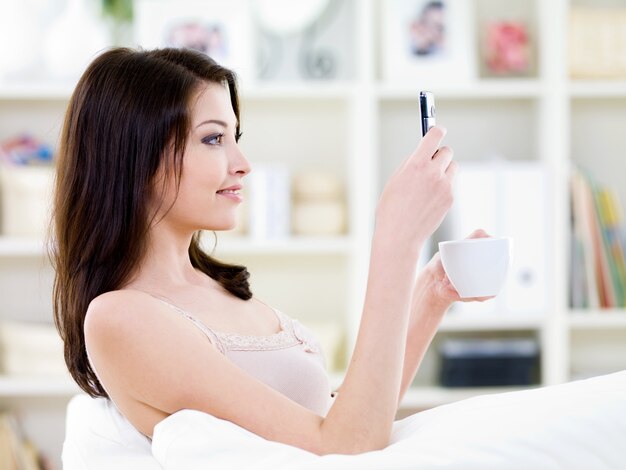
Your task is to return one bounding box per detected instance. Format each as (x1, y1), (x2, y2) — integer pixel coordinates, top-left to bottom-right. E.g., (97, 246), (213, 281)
(485, 21), (530, 75)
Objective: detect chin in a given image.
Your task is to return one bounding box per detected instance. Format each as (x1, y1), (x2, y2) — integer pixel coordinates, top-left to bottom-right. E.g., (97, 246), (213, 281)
(204, 221), (238, 232)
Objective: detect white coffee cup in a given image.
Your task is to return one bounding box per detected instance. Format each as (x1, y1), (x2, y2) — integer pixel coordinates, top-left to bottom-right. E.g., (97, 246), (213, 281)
(438, 237), (512, 298)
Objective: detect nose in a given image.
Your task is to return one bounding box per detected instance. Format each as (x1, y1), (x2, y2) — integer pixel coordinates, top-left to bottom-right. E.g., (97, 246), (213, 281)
(230, 144), (251, 176)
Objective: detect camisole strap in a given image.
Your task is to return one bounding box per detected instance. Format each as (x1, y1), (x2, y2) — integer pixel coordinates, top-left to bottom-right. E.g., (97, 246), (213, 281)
(149, 295), (227, 355)
(147, 294), (306, 352)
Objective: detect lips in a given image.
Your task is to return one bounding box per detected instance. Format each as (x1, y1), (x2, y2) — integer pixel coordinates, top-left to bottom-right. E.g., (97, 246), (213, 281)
(216, 185), (242, 195)
(216, 184), (243, 202)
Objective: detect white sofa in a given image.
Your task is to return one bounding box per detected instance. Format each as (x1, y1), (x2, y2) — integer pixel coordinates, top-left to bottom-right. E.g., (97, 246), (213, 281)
(64, 370), (626, 469)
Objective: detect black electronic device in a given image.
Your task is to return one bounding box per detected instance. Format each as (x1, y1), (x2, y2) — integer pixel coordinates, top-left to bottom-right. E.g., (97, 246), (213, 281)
(419, 91), (436, 137)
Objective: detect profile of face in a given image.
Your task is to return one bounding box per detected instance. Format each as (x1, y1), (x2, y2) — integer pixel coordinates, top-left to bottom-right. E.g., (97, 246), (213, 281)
(152, 83), (251, 233)
(409, 1), (446, 57)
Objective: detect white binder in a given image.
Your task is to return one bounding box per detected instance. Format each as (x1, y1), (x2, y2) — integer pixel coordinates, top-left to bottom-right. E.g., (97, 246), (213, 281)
(442, 161), (550, 317)
(248, 164), (291, 240)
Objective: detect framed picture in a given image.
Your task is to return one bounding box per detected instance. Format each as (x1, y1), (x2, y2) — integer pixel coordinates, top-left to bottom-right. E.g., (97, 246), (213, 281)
(133, 0), (254, 84)
(569, 6), (626, 79)
(381, 0), (476, 84)
(479, 20), (533, 78)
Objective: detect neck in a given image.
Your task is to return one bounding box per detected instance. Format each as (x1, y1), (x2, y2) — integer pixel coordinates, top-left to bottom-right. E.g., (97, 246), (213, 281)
(126, 222), (203, 290)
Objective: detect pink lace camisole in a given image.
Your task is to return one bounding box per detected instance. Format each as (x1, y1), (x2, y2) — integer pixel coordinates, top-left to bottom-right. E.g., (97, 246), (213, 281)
(152, 297), (334, 417)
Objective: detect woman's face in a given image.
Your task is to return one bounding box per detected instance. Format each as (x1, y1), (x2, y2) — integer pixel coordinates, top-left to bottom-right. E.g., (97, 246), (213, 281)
(153, 82), (251, 234)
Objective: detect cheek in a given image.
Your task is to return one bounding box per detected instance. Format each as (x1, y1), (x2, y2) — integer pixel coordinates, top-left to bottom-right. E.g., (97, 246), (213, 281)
(178, 162), (225, 202)
(148, 172), (178, 215)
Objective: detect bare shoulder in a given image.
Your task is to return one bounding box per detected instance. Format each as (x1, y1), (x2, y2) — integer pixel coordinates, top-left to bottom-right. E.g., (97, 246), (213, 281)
(83, 288), (214, 404)
(84, 288), (204, 357)
(85, 289), (153, 328)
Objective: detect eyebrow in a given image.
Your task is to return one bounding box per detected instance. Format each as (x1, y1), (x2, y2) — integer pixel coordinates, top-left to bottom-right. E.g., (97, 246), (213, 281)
(195, 119), (238, 129)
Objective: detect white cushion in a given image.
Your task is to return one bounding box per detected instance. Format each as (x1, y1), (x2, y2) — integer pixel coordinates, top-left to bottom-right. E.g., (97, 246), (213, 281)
(63, 394), (161, 470)
(152, 371), (626, 469)
(63, 371), (626, 469)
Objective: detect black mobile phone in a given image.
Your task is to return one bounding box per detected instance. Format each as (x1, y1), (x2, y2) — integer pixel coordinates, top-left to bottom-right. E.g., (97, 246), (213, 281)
(419, 91), (436, 137)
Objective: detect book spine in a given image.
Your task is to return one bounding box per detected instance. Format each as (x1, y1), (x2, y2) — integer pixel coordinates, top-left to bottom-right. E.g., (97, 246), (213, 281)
(595, 187), (623, 307)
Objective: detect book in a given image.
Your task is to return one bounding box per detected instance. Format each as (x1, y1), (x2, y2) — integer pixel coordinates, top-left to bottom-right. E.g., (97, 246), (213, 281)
(0, 412), (42, 470)
(569, 166), (626, 309)
(0, 414), (20, 470)
(570, 168), (599, 308)
(594, 187), (623, 307)
(601, 188), (626, 307)
(247, 164), (291, 240)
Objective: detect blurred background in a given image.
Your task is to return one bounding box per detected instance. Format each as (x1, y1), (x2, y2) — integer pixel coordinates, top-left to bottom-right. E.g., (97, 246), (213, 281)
(1, 0), (626, 467)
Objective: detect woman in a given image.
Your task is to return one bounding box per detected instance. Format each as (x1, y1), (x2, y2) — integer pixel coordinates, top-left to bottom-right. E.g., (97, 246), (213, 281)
(51, 47), (487, 456)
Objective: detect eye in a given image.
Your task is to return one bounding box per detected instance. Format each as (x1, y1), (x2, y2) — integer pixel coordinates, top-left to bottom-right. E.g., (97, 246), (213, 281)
(202, 133), (223, 146)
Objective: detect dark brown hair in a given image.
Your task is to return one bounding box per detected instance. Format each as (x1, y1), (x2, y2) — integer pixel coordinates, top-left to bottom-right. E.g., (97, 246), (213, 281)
(50, 47), (252, 398)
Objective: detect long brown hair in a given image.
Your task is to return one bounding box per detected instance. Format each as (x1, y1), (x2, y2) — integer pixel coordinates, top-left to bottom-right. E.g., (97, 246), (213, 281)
(50, 47), (252, 398)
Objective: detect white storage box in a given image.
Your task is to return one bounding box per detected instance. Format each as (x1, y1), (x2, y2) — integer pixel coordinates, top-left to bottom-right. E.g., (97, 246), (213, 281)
(0, 321), (67, 376)
(0, 165), (55, 237)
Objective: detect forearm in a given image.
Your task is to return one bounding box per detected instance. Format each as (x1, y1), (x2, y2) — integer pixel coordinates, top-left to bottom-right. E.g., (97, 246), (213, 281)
(398, 270), (452, 406)
(320, 232), (421, 453)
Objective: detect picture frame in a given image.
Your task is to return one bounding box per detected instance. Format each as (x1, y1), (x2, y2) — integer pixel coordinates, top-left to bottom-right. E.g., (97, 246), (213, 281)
(133, 0), (255, 84)
(478, 19), (533, 78)
(569, 6), (626, 79)
(381, 0), (476, 84)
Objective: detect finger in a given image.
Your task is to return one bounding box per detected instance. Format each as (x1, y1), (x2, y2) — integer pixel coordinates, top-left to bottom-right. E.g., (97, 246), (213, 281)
(444, 159), (458, 177)
(433, 145), (453, 171)
(461, 295), (495, 303)
(466, 228), (491, 239)
(397, 126), (447, 175)
(412, 126), (447, 163)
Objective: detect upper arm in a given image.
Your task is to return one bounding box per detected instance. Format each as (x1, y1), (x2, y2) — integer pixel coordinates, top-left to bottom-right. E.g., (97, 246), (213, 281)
(84, 291), (326, 453)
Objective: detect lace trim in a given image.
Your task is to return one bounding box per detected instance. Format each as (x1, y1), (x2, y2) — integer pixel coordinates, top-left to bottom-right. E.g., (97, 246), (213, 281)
(217, 310), (319, 352)
(152, 295), (318, 353)
(215, 329), (302, 351)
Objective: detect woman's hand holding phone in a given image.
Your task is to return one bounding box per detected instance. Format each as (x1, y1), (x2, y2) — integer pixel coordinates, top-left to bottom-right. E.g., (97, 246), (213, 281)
(375, 124), (456, 256)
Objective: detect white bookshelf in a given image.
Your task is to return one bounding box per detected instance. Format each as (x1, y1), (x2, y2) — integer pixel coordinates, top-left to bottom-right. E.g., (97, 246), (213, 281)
(1, 0), (626, 466)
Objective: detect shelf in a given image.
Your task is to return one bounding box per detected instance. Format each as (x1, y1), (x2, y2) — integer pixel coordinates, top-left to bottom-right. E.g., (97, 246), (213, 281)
(0, 375), (79, 397)
(0, 82), (76, 100)
(569, 81), (626, 98)
(569, 310), (626, 329)
(0, 235), (355, 258)
(376, 79), (543, 100)
(0, 237), (48, 257)
(204, 235), (355, 256)
(241, 82), (355, 101)
(327, 373), (533, 410)
(0, 81), (356, 102)
(0, 78), (550, 102)
(400, 385), (536, 409)
(439, 313), (543, 332)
